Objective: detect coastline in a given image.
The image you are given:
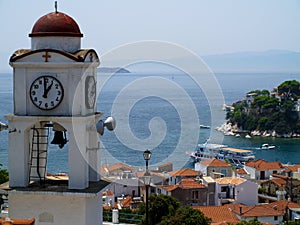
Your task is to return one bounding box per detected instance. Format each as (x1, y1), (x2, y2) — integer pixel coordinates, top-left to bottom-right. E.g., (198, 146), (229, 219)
(217, 122), (300, 138)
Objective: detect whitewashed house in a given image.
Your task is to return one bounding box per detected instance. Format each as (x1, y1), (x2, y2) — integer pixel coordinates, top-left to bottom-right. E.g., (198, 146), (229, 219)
(244, 159), (285, 180)
(215, 177), (258, 206)
(228, 204), (283, 225)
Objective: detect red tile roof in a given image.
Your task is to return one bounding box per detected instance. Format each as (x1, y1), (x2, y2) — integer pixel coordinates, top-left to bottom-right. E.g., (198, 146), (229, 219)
(168, 168), (198, 177)
(100, 166), (108, 174)
(136, 171), (167, 180)
(161, 185), (179, 192)
(284, 164), (300, 172)
(102, 190), (114, 196)
(200, 158), (231, 167)
(0, 218), (35, 225)
(106, 163), (136, 172)
(156, 162), (173, 168)
(180, 178), (207, 189)
(268, 200), (300, 214)
(269, 178), (287, 187)
(195, 205), (240, 224)
(228, 204), (282, 217)
(119, 196), (132, 208)
(235, 168), (248, 175)
(246, 159), (284, 171)
(161, 178), (206, 192)
(215, 177), (246, 185)
(272, 174), (289, 179)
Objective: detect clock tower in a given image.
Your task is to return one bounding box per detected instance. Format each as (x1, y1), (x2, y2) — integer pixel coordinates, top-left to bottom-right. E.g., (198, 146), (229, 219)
(5, 5), (109, 225)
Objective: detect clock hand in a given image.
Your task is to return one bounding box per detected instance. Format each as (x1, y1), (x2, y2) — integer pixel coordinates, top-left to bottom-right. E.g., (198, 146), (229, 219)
(43, 80), (53, 98)
(43, 77), (47, 97)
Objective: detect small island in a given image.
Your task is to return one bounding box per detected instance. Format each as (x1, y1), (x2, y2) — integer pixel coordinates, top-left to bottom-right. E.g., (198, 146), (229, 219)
(97, 67), (130, 73)
(219, 80), (300, 138)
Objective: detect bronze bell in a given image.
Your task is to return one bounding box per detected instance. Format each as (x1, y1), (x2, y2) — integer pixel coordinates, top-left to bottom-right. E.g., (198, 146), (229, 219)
(51, 131), (68, 149)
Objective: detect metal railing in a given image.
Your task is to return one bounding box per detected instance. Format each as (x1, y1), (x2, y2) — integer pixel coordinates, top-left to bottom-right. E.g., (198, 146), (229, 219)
(103, 210), (143, 224)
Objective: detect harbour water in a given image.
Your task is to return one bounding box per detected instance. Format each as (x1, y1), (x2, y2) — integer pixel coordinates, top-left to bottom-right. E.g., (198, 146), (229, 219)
(0, 71), (300, 173)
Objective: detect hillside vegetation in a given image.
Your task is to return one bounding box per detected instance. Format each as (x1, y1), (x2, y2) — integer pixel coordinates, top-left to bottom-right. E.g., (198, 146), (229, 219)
(226, 80), (300, 137)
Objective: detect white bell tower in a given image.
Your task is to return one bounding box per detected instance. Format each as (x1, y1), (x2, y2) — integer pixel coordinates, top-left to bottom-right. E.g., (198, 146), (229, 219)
(5, 4), (109, 225)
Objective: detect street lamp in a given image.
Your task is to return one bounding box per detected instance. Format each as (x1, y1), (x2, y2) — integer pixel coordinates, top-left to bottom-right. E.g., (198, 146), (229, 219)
(143, 150), (151, 225)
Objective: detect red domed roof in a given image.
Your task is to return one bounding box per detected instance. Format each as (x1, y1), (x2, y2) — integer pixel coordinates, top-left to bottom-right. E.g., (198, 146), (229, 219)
(29, 11), (83, 37)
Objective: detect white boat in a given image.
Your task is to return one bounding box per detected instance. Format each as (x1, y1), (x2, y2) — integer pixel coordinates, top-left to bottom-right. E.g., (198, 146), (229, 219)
(199, 124), (210, 129)
(186, 142), (226, 162)
(260, 144), (275, 149)
(217, 147), (255, 162)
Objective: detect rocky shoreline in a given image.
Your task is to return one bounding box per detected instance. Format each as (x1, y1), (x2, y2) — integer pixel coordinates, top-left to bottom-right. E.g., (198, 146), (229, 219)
(216, 122), (300, 138)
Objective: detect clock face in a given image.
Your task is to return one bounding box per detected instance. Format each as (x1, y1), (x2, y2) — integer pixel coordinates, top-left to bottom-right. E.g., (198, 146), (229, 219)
(85, 76), (96, 109)
(29, 75), (64, 110)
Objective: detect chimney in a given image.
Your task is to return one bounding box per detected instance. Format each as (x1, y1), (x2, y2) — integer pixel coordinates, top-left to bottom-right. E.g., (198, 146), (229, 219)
(239, 206), (242, 215)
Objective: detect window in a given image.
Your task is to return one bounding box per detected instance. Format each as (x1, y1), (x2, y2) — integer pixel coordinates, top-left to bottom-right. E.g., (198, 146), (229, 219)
(192, 191), (199, 199)
(221, 186), (228, 192)
(274, 216), (278, 221)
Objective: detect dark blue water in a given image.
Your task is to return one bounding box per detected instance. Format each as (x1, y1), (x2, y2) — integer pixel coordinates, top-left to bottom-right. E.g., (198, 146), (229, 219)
(0, 72), (299, 173)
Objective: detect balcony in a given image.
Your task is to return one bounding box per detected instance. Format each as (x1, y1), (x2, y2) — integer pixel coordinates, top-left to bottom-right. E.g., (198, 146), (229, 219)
(218, 192), (235, 204)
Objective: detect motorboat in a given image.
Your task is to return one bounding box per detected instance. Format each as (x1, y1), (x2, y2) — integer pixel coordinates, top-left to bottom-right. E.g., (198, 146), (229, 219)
(260, 144), (275, 149)
(199, 124), (210, 129)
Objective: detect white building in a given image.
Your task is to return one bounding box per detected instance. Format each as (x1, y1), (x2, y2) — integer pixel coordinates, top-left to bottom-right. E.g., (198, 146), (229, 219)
(244, 159), (285, 180)
(229, 204), (283, 225)
(5, 5), (111, 225)
(215, 177), (258, 206)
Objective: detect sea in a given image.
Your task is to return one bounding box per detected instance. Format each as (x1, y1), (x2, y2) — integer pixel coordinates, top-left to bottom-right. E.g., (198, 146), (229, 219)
(0, 71), (300, 173)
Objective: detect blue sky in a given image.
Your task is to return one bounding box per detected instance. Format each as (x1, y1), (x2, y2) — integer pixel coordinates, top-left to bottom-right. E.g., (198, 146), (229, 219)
(0, 0), (300, 72)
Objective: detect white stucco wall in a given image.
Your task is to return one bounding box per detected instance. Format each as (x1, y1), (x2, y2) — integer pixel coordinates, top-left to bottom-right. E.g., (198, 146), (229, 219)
(243, 166), (256, 179)
(12, 64), (98, 117)
(168, 176), (179, 185)
(6, 115), (101, 189)
(108, 179), (139, 198)
(9, 192), (103, 225)
(31, 37), (81, 52)
(243, 216), (283, 225)
(194, 163), (207, 175)
(235, 180), (258, 206)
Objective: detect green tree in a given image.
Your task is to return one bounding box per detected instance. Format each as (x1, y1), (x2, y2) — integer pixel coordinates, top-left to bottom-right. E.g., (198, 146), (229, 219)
(139, 195), (210, 225)
(236, 217), (263, 225)
(263, 97), (279, 111)
(139, 194), (180, 225)
(252, 95), (272, 114)
(158, 206), (210, 225)
(278, 80), (300, 101)
(275, 119), (292, 135)
(0, 164), (8, 184)
(247, 89), (270, 96)
(257, 117), (268, 130)
(284, 221), (300, 225)
(226, 80), (300, 134)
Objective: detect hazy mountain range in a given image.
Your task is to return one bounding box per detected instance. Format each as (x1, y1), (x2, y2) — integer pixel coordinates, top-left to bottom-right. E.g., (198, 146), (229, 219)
(96, 50), (300, 74)
(202, 50), (300, 73)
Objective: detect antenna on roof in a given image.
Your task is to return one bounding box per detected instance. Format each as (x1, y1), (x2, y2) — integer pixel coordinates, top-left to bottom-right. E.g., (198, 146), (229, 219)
(55, 1), (58, 13)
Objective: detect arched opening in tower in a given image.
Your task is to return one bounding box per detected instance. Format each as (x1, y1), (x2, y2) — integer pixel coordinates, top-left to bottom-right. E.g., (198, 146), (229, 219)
(28, 121), (69, 184)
